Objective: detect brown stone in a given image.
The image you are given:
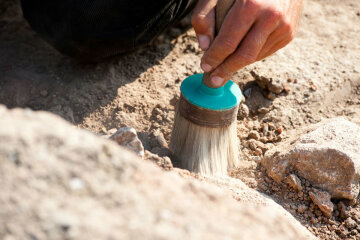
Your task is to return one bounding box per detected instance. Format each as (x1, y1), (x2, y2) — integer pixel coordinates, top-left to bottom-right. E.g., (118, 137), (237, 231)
(238, 103), (250, 120)
(248, 130), (260, 141)
(344, 217), (357, 229)
(109, 127), (144, 157)
(286, 174), (303, 192)
(297, 204), (308, 214)
(262, 118), (360, 201)
(309, 189), (334, 217)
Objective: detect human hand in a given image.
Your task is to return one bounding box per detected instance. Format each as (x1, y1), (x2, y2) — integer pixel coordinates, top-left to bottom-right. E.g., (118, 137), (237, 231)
(192, 0), (303, 87)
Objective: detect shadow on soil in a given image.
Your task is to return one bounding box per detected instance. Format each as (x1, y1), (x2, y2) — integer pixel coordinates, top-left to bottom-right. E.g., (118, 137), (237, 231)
(0, 0), (187, 124)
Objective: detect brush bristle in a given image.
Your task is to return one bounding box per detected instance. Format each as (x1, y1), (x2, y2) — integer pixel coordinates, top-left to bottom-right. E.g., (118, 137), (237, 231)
(170, 107), (239, 176)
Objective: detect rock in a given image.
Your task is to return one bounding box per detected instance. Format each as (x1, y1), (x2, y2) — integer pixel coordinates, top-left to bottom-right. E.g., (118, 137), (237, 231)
(254, 148), (263, 156)
(0, 106), (316, 240)
(276, 126), (283, 134)
(297, 204), (308, 214)
(250, 71), (284, 94)
(284, 83), (292, 94)
(286, 174), (303, 192)
(237, 103), (250, 120)
(144, 150), (173, 170)
(148, 130), (172, 157)
(266, 92), (276, 100)
(309, 189), (334, 217)
(261, 123), (269, 136)
(338, 201), (350, 219)
(262, 118), (360, 201)
(257, 107), (270, 114)
(268, 81), (284, 94)
(153, 129), (168, 148)
(249, 139), (260, 151)
(110, 127), (144, 157)
(344, 217), (357, 229)
(243, 88), (252, 98)
(248, 130), (260, 141)
(107, 128), (118, 135)
(309, 81), (318, 91)
(248, 139), (268, 154)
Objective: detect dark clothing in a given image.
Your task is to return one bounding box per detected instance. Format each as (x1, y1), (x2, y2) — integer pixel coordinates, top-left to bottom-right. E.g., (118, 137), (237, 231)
(21, 0), (196, 62)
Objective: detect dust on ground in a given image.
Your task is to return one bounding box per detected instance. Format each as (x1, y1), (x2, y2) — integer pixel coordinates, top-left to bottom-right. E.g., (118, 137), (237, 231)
(1, 0), (360, 239)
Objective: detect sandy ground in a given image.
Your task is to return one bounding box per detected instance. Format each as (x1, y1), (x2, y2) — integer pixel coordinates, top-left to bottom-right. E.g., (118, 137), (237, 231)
(1, 0), (360, 239)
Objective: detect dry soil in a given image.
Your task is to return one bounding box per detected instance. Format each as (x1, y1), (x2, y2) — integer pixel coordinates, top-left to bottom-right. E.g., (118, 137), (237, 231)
(1, 0), (360, 239)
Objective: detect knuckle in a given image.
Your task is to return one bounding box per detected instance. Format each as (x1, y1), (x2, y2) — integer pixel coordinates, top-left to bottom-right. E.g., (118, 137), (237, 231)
(236, 51), (257, 64)
(203, 54), (221, 67)
(268, 8), (282, 21)
(280, 19), (293, 34)
(215, 65), (233, 79)
(218, 38), (238, 54)
(191, 14), (209, 31)
(245, 0), (261, 11)
(288, 31), (296, 41)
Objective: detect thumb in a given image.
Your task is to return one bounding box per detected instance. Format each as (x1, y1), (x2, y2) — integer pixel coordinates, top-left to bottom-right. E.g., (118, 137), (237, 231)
(191, 0), (217, 50)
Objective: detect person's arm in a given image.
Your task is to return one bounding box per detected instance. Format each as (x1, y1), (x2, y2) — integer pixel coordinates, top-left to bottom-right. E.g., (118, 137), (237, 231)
(192, 0), (303, 87)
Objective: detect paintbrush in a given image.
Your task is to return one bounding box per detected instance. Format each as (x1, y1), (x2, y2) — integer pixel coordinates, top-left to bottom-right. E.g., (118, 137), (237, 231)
(170, 0), (242, 176)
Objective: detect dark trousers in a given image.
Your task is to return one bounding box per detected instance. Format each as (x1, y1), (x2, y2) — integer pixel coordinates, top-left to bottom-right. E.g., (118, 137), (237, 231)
(21, 0), (197, 62)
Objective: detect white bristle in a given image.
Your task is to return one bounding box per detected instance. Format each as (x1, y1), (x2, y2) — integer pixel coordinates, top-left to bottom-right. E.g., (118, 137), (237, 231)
(170, 108), (239, 176)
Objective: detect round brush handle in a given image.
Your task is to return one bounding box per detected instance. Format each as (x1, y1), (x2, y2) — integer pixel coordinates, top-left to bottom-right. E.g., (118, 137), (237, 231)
(202, 0), (235, 88)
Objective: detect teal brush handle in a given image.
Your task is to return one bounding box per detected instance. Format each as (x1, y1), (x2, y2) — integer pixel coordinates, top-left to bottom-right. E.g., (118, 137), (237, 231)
(180, 74), (242, 111)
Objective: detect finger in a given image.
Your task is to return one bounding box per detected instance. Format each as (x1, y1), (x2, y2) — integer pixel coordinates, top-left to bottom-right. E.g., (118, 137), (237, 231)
(191, 0), (218, 50)
(257, 19), (297, 60)
(256, 30), (284, 60)
(257, 39), (290, 60)
(200, 0), (259, 72)
(210, 18), (278, 87)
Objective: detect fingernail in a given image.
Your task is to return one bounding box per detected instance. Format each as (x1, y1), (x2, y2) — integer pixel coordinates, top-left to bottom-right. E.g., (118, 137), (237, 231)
(211, 76), (224, 87)
(201, 63), (212, 72)
(198, 35), (210, 50)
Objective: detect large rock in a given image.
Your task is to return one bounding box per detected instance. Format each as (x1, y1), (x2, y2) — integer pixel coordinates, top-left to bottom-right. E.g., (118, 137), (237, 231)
(0, 105), (315, 240)
(262, 118), (360, 201)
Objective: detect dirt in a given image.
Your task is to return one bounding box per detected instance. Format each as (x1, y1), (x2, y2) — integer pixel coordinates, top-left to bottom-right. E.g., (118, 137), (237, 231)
(1, 0), (360, 239)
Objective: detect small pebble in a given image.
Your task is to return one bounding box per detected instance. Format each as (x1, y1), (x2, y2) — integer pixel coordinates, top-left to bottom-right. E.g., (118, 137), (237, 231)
(248, 130), (260, 140)
(110, 127), (145, 157)
(238, 104), (250, 120)
(344, 217), (357, 229)
(309, 189), (334, 218)
(254, 148), (263, 156)
(266, 92), (276, 100)
(284, 83), (291, 94)
(257, 107), (270, 114)
(244, 88), (252, 98)
(268, 81), (284, 94)
(286, 174), (303, 192)
(297, 204), (307, 213)
(310, 81), (318, 91)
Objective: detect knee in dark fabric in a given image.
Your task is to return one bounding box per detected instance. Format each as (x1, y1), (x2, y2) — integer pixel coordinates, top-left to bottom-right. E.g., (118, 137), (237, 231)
(21, 0), (197, 62)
